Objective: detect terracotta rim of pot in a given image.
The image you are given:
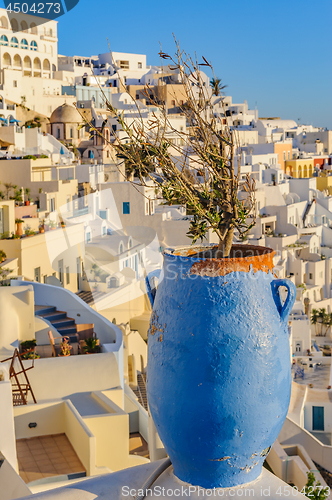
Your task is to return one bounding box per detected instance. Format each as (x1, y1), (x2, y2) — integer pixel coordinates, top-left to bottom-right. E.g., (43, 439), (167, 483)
(168, 244), (275, 277)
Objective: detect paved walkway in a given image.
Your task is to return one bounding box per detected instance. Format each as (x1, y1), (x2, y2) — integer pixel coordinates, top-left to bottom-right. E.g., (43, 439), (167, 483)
(17, 434), (85, 484)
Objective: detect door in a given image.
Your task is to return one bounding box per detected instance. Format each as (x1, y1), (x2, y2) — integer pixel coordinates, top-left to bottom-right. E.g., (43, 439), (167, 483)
(34, 267), (41, 283)
(76, 257), (81, 290)
(295, 341), (302, 355)
(58, 259), (63, 285)
(312, 406), (324, 431)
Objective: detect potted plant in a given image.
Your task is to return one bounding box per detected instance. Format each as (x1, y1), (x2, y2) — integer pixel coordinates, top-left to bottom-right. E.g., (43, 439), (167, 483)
(15, 218), (24, 236)
(95, 44), (297, 489)
(0, 250), (6, 263)
(24, 188), (31, 206)
(24, 227), (35, 237)
(19, 341), (39, 360)
(83, 336), (99, 354)
(59, 337), (72, 357)
(39, 220), (45, 233)
(21, 351), (40, 360)
(20, 339), (37, 355)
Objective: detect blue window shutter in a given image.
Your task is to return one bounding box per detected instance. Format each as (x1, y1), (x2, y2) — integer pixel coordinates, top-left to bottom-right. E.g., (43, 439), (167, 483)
(123, 202), (130, 214)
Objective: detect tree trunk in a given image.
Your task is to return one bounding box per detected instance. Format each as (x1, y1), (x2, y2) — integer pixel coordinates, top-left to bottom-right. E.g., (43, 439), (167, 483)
(217, 226), (234, 258)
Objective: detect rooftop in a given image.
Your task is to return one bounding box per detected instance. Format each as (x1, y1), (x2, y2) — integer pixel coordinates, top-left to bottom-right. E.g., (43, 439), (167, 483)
(294, 362), (331, 389)
(17, 434), (85, 485)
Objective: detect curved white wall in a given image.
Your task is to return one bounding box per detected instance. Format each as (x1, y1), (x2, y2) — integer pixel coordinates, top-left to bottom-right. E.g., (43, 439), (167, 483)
(12, 280), (124, 388)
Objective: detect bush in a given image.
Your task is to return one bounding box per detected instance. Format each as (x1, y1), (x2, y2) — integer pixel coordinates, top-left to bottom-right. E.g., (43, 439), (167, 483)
(303, 471), (329, 500)
(23, 155), (37, 160)
(20, 339), (37, 352)
(84, 337), (99, 353)
(21, 351), (40, 360)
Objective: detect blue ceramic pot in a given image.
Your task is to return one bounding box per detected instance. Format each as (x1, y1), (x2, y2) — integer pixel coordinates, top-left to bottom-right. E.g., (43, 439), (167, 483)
(146, 245), (296, 489)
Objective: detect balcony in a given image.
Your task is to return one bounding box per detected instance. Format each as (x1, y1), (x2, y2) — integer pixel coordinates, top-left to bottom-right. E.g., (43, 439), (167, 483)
(40, 33), (57, 41)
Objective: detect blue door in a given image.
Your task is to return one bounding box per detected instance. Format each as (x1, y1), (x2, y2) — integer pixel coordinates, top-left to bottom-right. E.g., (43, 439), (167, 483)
(313, 406), (324, 431)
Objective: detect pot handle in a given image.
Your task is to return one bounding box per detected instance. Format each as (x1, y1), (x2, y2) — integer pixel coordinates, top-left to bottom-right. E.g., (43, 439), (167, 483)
(271, 279), (297, 322)
(145, 269), (161, 308)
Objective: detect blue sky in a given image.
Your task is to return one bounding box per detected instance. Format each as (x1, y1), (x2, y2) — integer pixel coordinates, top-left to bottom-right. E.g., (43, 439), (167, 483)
(58, 0), (332, 129)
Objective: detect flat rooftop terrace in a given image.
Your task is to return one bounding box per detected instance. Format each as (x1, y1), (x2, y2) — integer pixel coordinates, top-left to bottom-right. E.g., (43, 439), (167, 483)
(295, 363), (331, 389)
(17, 434), (85, 484)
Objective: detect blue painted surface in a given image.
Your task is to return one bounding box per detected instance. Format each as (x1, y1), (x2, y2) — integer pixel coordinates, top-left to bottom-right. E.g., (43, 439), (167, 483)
(146, 249), (296, 488)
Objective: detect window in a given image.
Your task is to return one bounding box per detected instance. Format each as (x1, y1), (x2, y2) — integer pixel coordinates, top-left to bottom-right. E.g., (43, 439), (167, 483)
(13, 81), (17, 88)
(30, 40), (38, 51)
(0, 35), (8, 46)
(123, 202), (130, 214)
(119, 242), (124, 254)
(119, 60), (129, 69)
(66, 266), (70, 285)
(43, 275), (47, 283)
(138, 62), (142, 69)
(309, 273), (313, 280)
(102, 225), (106, 236)
(58, 259), (63, 284)
(86, 232), (91, 243)
(136, 94), (140, 99)
(49, 198), (55, 212)
(34, 267), (41, 282)
(57, 128), (60, 139)
(70, 128), (73, 139)
(319, 272), (323, 278)
(288, 152), (290, 160)
(10, 37), (18, 48)
(171, 100), (175, 106)
(283, 152), (286, 161)
(112, 124), (117, 132)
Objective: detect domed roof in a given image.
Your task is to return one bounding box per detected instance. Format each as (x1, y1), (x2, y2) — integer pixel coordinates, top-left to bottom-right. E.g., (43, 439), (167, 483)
(50, 103), (83, 124)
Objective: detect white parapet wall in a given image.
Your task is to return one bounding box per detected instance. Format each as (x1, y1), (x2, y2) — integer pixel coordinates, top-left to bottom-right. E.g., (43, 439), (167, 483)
(11, 280), (124, 389)
(0, 374), (18, 471)
(267, 441), (328, 490)
(0, 286), (35, 357)
(15, 459), (309, 500)
(0, 452), (31, 500)
(20, 352), (121, 402)
(279, 417), (332, 474)
(14, 400), (96, 476)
